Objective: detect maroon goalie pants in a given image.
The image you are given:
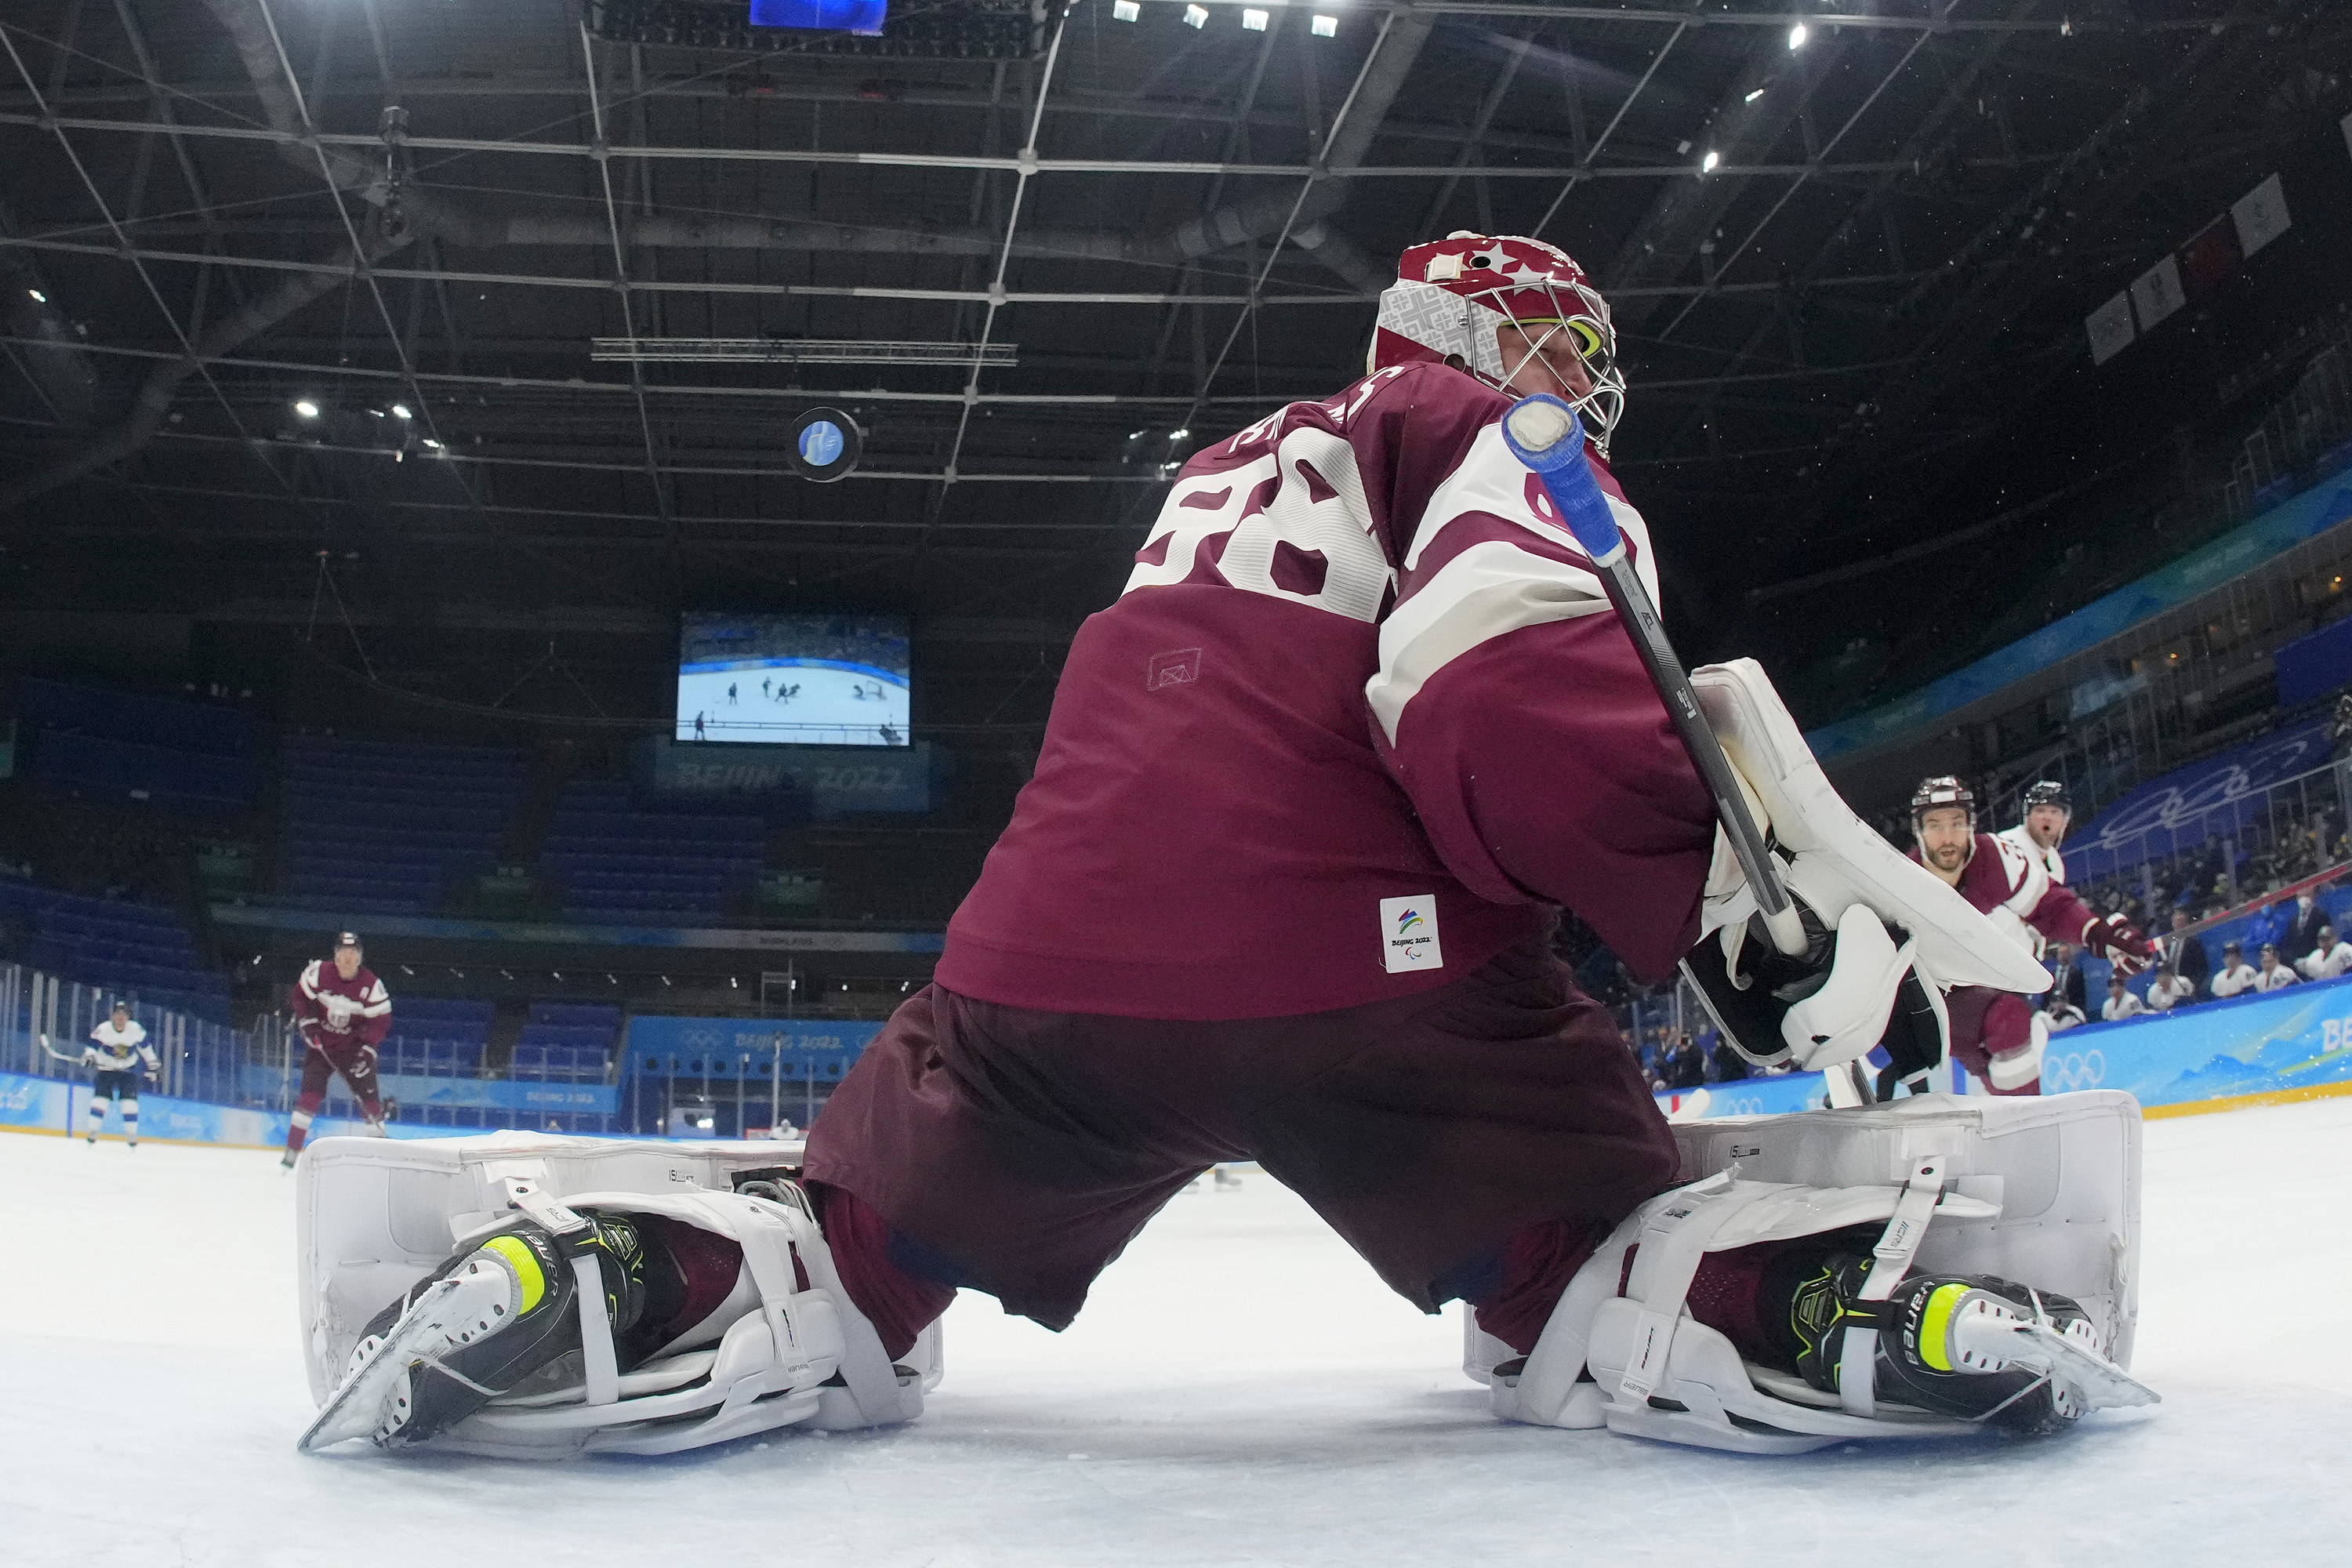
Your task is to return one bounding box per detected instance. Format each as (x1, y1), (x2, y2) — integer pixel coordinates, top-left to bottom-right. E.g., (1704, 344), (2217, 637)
(801, 929), (1680, 1357)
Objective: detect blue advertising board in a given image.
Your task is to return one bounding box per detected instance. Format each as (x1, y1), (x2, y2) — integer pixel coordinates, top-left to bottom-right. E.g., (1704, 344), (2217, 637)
(622, 1015), (883, 1080)
(2274, 614), (2352, 707)
(2039, 974), (2352, 1111)
(1653, 1069), (1835, 1121)
(0, 1069), (468, 1148)
(232, 1067), (615, 1114)
(1651, 975), (2352, 1122)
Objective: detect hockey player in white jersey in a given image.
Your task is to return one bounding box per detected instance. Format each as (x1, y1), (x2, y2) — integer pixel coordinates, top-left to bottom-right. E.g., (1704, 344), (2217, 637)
(65, 1000), (160, 1146)
(294, 232), (2155, 1462)
(1996, 779), (2072, 884)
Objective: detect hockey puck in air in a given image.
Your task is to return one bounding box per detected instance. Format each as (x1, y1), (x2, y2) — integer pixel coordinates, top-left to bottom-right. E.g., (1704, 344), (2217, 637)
(788, 407), (862, 482)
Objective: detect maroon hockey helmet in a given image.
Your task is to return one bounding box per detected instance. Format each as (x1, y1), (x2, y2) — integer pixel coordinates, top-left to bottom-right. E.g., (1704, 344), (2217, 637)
(1369, 231), (1627, 455)
(1909, 775), (1976, 840)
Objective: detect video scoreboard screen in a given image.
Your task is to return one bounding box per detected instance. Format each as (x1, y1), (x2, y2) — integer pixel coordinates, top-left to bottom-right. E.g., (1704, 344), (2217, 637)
(676, 612), (911, 747)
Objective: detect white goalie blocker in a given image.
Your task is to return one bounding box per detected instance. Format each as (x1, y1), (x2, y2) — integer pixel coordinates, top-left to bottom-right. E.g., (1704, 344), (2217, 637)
(295, 1131), (942, 1459)
(1465, 1092), (2149, 1454)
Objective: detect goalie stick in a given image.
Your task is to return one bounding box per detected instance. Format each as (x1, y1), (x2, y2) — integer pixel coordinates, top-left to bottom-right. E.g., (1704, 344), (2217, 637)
(1499, 394), (1807, 958)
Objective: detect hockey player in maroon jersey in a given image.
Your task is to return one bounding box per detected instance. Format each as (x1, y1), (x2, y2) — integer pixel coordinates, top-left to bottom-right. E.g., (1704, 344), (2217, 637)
(281, 931), (393, 1168)
(1907, 777), (2155, 1094)
(791, 233), (2123, 1440)
(301, 236), (2158, 1457)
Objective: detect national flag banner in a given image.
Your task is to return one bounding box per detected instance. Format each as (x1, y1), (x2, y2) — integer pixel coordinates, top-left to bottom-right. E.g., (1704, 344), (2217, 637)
(2129, 253), (2186, 332)
(2231, 172), (2291, 259)
(2086, 291), (2136, 365)
(2179, 213), (2241, 296)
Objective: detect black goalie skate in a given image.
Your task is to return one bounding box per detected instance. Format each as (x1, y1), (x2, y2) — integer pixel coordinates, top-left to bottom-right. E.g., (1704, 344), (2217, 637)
(299, 1214), (652, 1453)
(1782, 1249), (2151, 1434)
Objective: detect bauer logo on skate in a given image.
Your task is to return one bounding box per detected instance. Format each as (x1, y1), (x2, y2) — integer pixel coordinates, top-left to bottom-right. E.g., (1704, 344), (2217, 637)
(1377, 895), (1443, 974)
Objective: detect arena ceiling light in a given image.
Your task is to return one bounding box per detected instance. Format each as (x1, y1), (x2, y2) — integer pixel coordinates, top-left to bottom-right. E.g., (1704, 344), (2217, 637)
(27, 289), (44, 303)
(789, 407), (864, 481)
(1240, 8), (1269, 31)
(1183, 4), (1207, 27)
(293, 399), (321, 419)
(1112, 0), (1139, 18)
(1788, 22), (1809, 49)
(1311, 13), (1338, 37)
(590, 337), (1015, 368)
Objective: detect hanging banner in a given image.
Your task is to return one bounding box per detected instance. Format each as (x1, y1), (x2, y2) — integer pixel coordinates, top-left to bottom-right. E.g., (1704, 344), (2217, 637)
(2062, 717), (2334, 882)
(622, 1015), (883, 1079)
(640, 736), (932, 813)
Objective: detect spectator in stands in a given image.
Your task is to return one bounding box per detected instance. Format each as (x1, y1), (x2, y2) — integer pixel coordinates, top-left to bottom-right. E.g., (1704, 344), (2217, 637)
(2161, 909), (2210, 998)
(1664, 1032), (1707, 1091)
(2146, 966), (2196, 1012)
(2045, 942), (2089, 1014)
(2256, 942), (2303, 993)
(2101, 976), (2146, 1022)
(1709, 1031), (1748, 1083)
(2299, 923), (2352, 981)
(2043, 993), (2088, 1033)
(2211, 940), (2260, 999)
(2284, 891), (2329, 967)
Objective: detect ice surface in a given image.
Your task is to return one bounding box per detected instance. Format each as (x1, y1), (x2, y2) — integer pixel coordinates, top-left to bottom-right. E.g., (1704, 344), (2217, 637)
(5, 1101), (2351, 1566)
(674, 663), (909, 746)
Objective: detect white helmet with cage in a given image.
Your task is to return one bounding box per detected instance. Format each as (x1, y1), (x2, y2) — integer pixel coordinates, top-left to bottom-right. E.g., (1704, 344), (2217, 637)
(1368, 230), (1628, 456)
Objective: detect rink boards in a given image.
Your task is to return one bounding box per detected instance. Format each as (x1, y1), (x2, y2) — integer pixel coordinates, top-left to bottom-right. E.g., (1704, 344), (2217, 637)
(1657, 971), (2352, 1122)
(675, 659), (910, 746)
(0, 1069), (466, 1149)
(11, 973), (2352, 1150)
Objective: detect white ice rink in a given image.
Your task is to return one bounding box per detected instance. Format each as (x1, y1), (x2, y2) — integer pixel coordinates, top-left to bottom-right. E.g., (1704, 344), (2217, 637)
(6, 1098), (2350, 1567)
(675, 662), (909, 747)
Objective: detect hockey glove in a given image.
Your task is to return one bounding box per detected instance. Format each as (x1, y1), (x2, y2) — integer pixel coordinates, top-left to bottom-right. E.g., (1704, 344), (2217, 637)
(2082, 913), (2155, 977)
(1683, 898), (1923, 1073)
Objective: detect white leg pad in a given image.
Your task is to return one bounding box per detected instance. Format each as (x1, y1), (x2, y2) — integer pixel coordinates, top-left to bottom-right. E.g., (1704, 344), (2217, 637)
(1469, 1091), (2143, 1451)
(296, 1132), (942, 1458)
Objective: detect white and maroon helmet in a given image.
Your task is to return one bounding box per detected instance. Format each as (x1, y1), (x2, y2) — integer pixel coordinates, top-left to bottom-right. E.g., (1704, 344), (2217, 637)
(1369, 230), (1627, 455)
(1910, 775), (1976, 840)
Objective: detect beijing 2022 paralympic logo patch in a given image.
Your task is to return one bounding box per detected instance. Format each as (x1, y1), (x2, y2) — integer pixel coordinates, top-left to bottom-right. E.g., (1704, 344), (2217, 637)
(1378, 895), (1443, 975)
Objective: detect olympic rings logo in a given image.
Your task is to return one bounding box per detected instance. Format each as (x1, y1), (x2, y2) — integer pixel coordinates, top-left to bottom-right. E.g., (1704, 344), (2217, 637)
(677, 1029), (721, 1049)
(2042, 1051), (2107, 1092)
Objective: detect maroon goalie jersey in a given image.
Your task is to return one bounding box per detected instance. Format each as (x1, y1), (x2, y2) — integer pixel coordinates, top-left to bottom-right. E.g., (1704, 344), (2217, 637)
(292, 960), (393, 1051)
(937, 362), (1716, 1021)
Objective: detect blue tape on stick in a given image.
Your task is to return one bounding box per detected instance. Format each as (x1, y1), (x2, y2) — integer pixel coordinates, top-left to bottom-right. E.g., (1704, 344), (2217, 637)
(1498, 394), (1623, 564)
